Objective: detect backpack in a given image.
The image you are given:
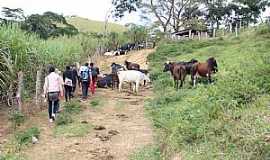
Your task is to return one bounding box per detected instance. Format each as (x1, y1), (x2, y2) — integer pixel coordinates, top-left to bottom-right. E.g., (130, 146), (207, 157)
(81, 68), (90, 82)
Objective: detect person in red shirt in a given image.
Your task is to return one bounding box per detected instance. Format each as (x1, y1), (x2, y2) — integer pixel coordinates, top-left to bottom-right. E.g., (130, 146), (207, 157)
(89, 63), (99, 95)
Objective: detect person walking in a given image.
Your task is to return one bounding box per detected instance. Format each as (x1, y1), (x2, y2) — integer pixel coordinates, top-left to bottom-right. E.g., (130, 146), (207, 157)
(63, 66), (74, 102)
(71, 64), (79, 97)
(89, 63), (99, 95)
(80, 63), (92, 100)
(55, 68), (64, 112)
(43, 65), (63, 123)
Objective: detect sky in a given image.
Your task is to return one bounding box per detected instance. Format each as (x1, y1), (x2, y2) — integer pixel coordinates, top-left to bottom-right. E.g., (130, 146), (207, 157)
(0, 0), (269, 25)
(0, 0), (142, 25)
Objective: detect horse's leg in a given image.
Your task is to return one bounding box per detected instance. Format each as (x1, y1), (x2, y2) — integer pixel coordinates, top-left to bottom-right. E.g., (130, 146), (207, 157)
(191, 74), (196, 87)
(118, 81), (122, 92)
(208, 73), (212, 84)
(136, 81), (139, 94)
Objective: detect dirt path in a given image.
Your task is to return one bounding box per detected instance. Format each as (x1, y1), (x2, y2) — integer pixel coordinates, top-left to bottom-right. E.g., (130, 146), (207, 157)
(22, 49), (155, 160)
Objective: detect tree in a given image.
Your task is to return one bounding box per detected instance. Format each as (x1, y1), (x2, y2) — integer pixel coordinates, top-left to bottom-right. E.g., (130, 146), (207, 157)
(112, 0), (142, 19)
(233, 0), (270, 23)
(1, 7), (25, 21)
(21, 12), (78, 39)
(203, 0), (228, 29)
(126, 23), (147, 42)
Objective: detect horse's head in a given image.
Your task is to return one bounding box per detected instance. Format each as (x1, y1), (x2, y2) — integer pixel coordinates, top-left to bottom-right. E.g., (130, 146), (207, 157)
(190, 58), (198, 64)
(163, 62), (172, 72)
(111, 62), (116, 67)
(207, 57), (218, 73)
(124, 60), (129, 67)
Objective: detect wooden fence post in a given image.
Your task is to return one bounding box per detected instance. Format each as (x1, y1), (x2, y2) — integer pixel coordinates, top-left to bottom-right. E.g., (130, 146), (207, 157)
(189, 30), (192, 39)
(16, 71), (23, 112)
(235, 23), (239, 37)
(35, 69), (42, 106)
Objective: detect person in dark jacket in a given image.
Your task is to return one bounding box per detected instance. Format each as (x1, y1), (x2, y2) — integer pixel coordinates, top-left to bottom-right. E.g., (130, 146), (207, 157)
(71, 65), (79, 97)
(63, 66), (74, 102)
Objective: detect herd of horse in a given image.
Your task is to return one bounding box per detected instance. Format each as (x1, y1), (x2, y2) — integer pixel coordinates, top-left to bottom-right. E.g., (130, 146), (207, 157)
(163, 57), (218, 89)
(104, 42), (146, 56)
(96, 60), (149, 93)
(96, 56), (218, 93)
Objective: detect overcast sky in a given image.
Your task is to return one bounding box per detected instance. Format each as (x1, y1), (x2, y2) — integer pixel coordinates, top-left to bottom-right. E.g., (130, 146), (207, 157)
(0, 0), (142, 25)
(0, 0), (269, 25)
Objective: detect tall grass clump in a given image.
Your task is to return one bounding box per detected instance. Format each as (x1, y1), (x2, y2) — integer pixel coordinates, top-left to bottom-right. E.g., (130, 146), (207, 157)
(14, 127), (40, 149)
(147, 26), (270, 159)
(0, 25), (84, 94)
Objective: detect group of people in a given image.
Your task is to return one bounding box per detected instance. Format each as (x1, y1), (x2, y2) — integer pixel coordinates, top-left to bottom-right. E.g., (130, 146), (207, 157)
(43, 62), (99, 122)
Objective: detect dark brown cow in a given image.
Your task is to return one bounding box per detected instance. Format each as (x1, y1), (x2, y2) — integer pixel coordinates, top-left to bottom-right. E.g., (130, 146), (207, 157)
(191, 57), (218, 86)
(163, 62), (187, 90)
(124, 60), (140, 70)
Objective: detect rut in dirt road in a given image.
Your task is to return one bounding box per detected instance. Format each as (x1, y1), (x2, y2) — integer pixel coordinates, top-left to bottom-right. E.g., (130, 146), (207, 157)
(23, 49), (155, 160)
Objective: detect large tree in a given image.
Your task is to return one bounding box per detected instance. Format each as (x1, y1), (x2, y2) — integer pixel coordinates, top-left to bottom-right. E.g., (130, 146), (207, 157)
(21, 12), (78, 39)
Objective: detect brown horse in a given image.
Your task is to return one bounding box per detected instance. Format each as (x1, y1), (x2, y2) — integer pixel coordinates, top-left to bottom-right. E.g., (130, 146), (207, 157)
(191, 57), (218, 86)
(163, 62), (187, 90)
(124, 60), (140, 70)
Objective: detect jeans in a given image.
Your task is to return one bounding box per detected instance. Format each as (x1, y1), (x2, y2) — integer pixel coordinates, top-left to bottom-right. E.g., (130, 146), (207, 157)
(82, 81), (89, 98)
(64, 85), (72, 102)
(48, 100), (59, 119)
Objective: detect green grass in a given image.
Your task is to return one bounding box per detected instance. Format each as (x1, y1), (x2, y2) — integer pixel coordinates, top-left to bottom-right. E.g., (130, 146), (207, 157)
(66, 16), (126, 33)
(0, 154), (26, 160)
(90, 97), (105, 108)
(54, 100), (91, 137)
(54, 122), (92, 137)
(147, 25), (270, 159)
(129, 146), (162, 160)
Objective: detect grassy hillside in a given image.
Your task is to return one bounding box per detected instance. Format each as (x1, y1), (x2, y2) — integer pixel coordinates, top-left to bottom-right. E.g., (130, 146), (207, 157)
(66, 16), (126, 33)
(147, 25), (270, 159)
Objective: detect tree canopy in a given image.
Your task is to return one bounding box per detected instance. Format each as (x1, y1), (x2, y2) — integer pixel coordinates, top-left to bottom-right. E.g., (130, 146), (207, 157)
(112, 0), (270, 32)
(1, 8), (79, 39)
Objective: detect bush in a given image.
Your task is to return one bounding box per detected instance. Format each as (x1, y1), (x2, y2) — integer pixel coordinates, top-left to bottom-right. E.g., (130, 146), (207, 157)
(55, 112), (73, 126)
(256, 24), (270, 35)
(15, 127), (40, 147)
(8, 111), (25, 129)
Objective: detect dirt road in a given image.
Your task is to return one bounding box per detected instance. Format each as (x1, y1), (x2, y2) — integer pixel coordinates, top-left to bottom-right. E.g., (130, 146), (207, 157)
(22, 49), (155, 160)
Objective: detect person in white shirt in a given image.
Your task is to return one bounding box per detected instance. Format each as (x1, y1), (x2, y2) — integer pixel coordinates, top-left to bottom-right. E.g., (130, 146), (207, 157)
(43, 65), (63, 122)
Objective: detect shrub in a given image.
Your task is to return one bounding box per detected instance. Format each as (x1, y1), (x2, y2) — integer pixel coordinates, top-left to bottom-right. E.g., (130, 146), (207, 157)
(55, 112), (73, 126)
(256, 24), (270, 35)
(8, 111), (25, 129)
(15, 127), (40, 147)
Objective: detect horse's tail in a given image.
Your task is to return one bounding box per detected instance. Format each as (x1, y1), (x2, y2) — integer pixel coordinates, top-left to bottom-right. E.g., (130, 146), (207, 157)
(180, 66), (186, 81)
